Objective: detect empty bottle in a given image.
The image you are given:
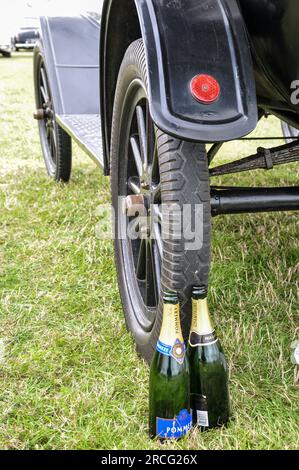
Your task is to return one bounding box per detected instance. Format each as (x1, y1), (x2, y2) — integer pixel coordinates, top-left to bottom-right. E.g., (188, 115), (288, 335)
(188, 286), (230, 429)
(149, 292), (192, 440)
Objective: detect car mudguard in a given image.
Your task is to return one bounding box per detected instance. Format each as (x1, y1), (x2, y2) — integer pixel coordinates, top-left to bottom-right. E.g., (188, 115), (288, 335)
(100, 0), (258, 173)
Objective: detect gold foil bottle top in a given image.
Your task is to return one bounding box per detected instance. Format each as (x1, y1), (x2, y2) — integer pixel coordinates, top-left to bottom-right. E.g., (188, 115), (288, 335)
(191, 297), (214, 336)
(189, 286), (217, 347)
(157, 292), (185, 363)
(192, 286), (208, 300)
(163, 291), (178, 304)
(160, 302), (183, 342)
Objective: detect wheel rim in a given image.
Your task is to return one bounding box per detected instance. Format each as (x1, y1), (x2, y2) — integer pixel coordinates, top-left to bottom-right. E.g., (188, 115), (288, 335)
(36, 55), (57, 173)
(119, 80), (162, 331)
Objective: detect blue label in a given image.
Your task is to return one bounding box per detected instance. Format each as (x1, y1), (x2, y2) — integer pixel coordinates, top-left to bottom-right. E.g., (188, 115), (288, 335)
(156, 340), (172, 356)
(156, 409), (192, 440)
(156, 339), (186, 364)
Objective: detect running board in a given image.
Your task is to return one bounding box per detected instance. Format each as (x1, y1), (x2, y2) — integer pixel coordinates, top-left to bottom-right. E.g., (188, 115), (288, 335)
(56, 114), (103, 168)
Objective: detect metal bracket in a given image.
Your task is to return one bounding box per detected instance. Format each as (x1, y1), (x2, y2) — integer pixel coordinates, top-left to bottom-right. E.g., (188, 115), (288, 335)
(258, 147), (274, 170)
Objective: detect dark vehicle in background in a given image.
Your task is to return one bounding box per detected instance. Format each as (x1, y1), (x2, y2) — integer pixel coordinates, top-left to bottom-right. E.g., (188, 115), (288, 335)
(0, 47), (11, 57)
(0, 26), (12, 57)
(11, 18), (40, 51)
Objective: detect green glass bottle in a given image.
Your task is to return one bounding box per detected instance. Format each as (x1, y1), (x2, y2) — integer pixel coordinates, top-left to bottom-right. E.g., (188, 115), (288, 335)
(187, 287), (230, 429)
(149, 292), (192, 440)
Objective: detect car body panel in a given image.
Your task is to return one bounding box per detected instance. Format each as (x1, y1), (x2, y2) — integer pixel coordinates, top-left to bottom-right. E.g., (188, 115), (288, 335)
(39, 15), (100, 116)
(100, 0), (258, 171)
(37, 1), (299, 176)
(238, 0), (299, 130)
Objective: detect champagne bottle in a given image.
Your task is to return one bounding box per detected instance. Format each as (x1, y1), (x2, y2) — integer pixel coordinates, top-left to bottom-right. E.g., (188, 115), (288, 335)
(149, 292), (192, 440)
(188, 286), (230, 429)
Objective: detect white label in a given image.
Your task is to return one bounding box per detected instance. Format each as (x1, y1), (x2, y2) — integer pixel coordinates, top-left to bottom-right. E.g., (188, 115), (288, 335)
(294, 345), (299, 365)
(197, 410), (209, 428)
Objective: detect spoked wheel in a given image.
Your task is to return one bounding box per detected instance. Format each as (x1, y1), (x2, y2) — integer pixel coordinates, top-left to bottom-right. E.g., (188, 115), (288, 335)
(34, 42), (72, 182)
(281, 121), (299, 144)
(111, 39), (211, 364)
(125, 96), (162, 310)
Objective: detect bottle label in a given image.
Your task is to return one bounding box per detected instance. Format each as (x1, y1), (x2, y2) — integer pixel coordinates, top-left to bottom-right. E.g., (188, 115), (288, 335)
(156, 339), (185, 364)
(156, 409), (192, 439)
(157, 303), (185, 364)
(191, 394), (209, 428)
(189, 298), (218, 347)
(189, 331), (218, 347)
(196, 410), (209, 428)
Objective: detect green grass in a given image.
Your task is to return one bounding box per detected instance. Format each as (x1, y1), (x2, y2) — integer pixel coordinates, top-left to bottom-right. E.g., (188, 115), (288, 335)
(0, 53), (298, 450)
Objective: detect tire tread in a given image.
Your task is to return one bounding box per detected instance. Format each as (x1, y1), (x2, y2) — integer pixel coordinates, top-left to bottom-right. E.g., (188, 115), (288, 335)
(111, 39), (211, 364)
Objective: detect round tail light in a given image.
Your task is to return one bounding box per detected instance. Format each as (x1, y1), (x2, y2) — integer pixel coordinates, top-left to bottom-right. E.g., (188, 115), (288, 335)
(190, 74), (221, 104)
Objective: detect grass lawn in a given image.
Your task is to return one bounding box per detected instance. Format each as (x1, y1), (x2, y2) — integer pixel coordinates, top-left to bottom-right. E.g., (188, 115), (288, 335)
(0, 53), (298, 451)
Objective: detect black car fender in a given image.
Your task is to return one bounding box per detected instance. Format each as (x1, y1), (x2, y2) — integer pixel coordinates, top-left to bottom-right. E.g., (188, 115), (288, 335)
(100, 0), (258, 174)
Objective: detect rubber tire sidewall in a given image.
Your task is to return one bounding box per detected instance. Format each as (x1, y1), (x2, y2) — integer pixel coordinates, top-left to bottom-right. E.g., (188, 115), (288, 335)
(33, 42), (72, 182)
(110, 39), (211, 365)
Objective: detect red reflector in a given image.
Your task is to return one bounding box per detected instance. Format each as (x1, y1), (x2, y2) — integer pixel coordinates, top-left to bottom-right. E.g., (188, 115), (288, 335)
(190, 74), (220, 104)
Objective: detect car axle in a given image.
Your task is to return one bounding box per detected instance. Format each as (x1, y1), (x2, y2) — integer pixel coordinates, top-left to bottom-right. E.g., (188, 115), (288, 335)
(211, 186), (299, 216)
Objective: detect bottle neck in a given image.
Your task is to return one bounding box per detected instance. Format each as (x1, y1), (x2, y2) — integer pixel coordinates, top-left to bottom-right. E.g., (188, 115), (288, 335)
(157, 302), (185, 364)
(189, 297), (218, 348)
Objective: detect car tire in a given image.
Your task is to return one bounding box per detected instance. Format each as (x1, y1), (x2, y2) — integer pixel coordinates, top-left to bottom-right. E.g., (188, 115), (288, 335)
(33, 42), (72, 182)
(110, 39), (211, 364)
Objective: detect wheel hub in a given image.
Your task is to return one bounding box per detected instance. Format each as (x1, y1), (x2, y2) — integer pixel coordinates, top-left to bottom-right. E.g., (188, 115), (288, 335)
(120, 89), (162, 312)
(122, 194), (146, 217)
(33, 108), (45, 121)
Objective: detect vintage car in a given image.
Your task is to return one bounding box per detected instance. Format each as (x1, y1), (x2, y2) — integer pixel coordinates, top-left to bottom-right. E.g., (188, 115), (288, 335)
(33, 0), (299, 363)
(11, 18), (40, 51)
